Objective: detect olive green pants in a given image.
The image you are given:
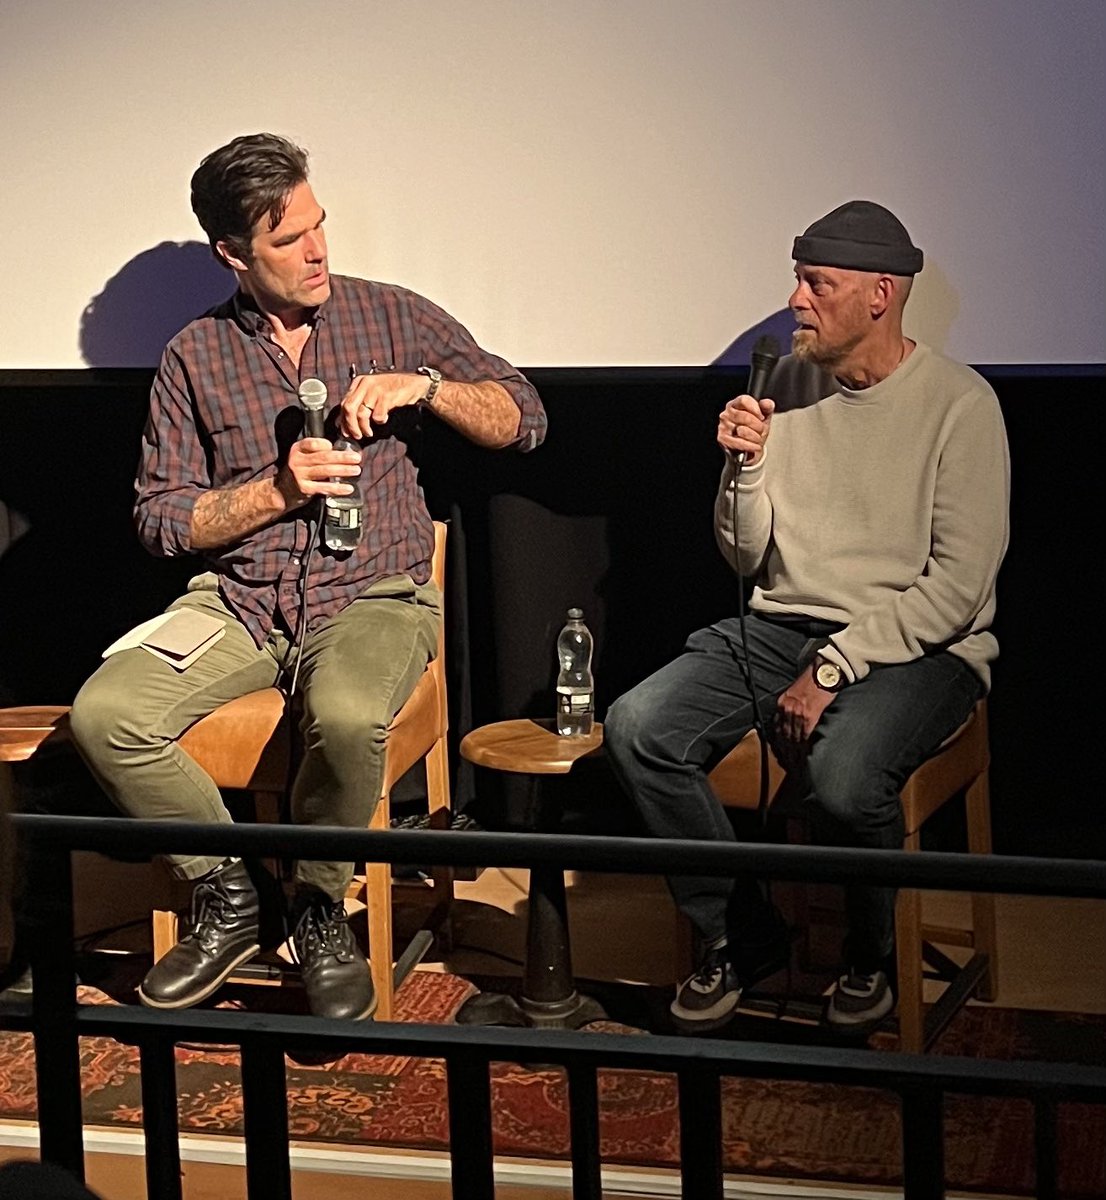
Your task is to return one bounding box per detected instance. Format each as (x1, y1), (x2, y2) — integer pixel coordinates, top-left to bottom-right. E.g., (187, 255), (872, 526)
(70, 573), (441, 899)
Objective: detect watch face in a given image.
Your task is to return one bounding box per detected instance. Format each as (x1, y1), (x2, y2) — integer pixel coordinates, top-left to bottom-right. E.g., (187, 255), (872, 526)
(815, 660), (842, 690)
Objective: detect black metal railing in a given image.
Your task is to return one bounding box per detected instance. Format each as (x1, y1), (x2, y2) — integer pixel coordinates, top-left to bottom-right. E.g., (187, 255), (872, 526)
(3, 813), (1105, 1200)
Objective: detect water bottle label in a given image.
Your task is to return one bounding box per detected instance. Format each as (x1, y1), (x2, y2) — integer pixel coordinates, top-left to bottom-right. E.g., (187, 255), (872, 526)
(326, 508), (360, 530)
(557, 689), (593, 714)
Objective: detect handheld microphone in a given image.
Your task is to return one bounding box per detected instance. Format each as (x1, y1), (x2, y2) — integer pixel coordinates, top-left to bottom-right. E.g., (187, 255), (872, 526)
(296, 377), (364, 552)
(734, 334), (781, 467)
(298, 378), (328, 439)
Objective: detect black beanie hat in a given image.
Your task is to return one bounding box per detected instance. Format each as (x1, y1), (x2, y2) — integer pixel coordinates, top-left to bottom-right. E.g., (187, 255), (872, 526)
(792, 200), (923, 275)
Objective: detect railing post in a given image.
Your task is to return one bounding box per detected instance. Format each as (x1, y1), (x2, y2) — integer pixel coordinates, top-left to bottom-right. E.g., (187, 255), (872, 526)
(241, 1038), (291, 1199)
(30, 846), (84, 1179)
(1034, 1095), (1058, 1200)
(446, 1049), (495, 1199)
(900, 1084), (945, 1200)
(678, 1064), (723, 1199)
(140, 1037), (182, 1200)
(567, 1061), (603, 1200)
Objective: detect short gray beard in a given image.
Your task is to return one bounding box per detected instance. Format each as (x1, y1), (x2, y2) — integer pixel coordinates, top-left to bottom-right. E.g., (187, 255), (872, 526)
(791, 327), (863, 370)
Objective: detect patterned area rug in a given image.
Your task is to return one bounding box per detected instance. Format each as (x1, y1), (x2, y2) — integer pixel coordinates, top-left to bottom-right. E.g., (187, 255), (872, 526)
(1, 973), (1104, 1197)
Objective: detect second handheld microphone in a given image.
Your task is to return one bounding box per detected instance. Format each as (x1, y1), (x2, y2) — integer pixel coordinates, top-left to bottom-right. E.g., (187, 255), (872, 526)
(734, 334), (781, 468)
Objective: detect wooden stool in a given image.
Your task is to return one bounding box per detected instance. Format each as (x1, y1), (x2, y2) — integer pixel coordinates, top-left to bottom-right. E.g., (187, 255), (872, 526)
(1, 707), (74, 966)
(706, 701), (998, 1052)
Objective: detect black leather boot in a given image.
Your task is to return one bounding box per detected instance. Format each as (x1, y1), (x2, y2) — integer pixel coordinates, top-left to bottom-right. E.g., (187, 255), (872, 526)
(291, 888), (376, 1021)
(138, 858), (261, 1009)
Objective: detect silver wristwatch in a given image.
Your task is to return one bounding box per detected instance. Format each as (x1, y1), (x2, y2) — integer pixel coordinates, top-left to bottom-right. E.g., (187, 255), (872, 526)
(417, 366), (442, 408)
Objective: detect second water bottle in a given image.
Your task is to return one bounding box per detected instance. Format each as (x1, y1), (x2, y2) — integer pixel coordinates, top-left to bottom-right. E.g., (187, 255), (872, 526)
(556, 607), (594, 736)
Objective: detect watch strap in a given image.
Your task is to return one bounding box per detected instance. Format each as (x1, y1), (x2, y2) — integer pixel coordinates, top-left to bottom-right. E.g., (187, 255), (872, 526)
(417, 366), (441, 408)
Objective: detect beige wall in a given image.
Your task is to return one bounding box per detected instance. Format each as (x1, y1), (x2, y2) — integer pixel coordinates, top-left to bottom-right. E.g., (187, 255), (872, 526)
(1, 1), (1103, 368)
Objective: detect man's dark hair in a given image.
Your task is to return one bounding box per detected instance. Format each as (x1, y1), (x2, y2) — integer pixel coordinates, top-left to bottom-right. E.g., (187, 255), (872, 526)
(190, 133), (310, 268)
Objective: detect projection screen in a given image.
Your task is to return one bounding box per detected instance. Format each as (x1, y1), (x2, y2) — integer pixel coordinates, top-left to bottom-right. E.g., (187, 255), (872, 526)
(1, 0), (1102, 368)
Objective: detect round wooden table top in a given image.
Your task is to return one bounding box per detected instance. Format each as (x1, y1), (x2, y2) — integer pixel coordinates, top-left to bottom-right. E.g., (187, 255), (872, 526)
(459, 718), (603, 775)
(0, 705), (72, 763)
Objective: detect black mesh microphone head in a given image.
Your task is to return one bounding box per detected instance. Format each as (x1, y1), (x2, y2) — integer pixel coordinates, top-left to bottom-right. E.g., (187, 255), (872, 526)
(751, 334), (780, 371)
(747, 335), (780, 399)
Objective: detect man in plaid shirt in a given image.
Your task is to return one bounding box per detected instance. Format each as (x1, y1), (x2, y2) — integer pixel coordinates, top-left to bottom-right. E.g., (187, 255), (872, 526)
(70, 133), (546, 1022)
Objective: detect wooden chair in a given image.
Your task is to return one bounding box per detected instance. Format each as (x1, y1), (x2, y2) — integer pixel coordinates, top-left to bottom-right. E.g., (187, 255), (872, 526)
(153, 520), (453, 1020)
(705, 700), (998, 1052)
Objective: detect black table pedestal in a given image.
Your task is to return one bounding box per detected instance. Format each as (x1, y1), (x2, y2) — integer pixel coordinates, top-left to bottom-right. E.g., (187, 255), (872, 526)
(456, 862), (606, 1031)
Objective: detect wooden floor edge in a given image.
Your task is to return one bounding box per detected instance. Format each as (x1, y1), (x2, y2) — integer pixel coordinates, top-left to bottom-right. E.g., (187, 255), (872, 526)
(0, 1121), (936, 1200)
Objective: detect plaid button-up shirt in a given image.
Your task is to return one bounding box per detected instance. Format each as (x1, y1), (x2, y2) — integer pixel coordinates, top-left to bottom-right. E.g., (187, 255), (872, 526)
(135, 274), (546, 646)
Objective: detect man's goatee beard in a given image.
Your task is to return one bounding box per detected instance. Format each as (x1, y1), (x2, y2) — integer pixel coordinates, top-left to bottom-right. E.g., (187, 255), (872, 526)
(792, 330), (817, 363)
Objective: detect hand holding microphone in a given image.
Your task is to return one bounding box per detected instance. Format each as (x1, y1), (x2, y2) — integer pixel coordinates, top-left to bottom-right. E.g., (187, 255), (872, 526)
(296, 379), (365, 550)
(719, 335), (780, 469)
(278, 379), (359, 511)
(283, 379), (361, 509)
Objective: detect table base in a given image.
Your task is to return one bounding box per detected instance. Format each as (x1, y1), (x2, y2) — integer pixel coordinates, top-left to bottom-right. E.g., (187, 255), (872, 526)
(456, 987), (607, 1032)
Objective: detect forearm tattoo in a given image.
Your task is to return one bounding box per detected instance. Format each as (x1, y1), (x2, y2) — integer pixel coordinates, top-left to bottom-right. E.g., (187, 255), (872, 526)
(191, 478), (285, 550)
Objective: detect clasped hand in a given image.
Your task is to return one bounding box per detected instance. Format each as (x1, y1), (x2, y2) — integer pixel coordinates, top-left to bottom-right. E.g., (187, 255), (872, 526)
(772, 666), (836, 769)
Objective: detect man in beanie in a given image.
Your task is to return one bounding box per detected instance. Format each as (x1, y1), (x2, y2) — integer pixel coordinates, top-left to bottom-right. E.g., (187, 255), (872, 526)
(605, 200), (1009, 1035)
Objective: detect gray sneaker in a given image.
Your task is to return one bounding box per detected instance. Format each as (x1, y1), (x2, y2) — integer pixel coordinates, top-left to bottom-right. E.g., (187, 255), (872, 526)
(671, 945), (743, 1033)
(826, 967), (894, 1030)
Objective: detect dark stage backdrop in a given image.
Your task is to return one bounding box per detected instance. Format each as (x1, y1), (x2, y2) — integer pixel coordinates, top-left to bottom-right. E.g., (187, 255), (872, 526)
(0, 368), (1100, 858)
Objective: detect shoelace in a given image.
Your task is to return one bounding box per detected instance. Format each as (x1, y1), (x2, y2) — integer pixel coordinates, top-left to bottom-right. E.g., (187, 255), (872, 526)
(184, 880), (236, 952)
(292, 900), (353, 963)
(689, 948), (728, 993)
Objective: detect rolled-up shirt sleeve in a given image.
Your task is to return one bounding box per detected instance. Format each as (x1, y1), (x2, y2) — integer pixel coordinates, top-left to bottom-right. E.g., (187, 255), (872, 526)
(133, 348), (208, 557)
(407, 290), (547, 452)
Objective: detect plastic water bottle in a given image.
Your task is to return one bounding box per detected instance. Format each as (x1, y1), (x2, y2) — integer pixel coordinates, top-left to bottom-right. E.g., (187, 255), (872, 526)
(323, 438), (363, 551)
(556, 608), (594, 736)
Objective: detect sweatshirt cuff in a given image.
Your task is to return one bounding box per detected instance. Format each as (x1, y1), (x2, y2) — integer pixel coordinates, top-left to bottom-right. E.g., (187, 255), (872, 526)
(820, 639), (859, 684)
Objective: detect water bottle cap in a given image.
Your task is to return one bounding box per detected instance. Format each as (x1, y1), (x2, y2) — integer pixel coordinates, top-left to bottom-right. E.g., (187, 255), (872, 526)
(566, 607), (584, 620)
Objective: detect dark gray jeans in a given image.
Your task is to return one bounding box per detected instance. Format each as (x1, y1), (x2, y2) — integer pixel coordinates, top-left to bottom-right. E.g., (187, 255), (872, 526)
(603, 612), (983, 969)
(70, 572), (441, 899)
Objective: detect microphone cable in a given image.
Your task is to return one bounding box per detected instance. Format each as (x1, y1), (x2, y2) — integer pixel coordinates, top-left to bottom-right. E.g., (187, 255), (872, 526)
(727, 456), (772, 829)
(723, 336), (779, 828)
(287, 504), (322, 699)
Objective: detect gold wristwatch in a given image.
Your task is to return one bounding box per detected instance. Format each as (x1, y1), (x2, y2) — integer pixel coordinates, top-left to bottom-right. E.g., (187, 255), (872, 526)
(813, 655), (846, 693)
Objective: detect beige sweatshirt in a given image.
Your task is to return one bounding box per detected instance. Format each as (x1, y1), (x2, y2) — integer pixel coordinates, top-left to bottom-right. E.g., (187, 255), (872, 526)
(715, 342), (1010, 689)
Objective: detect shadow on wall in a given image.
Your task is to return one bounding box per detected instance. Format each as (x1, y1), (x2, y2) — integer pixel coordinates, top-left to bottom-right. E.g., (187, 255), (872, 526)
(712, 309), (794, 367)
(711, 261), (960, 367)
(80, 241), (232, 367)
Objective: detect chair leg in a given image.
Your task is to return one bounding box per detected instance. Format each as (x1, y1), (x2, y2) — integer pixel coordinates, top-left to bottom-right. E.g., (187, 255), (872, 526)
(425, 734), (451, 816)
(425, 735), (455, 950)
(895, 831), (925, 1054)
(965, 772), (999, 1002)
(152, 910), (178, 963)
(366, 799), (394, 1020)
